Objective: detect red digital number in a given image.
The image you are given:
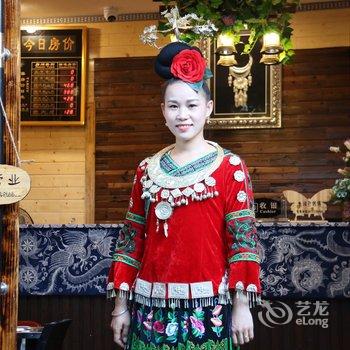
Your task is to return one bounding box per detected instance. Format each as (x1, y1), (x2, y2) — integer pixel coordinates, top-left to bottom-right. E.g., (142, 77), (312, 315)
(63, 96), (74, 102)
(64, 109), (74, 115)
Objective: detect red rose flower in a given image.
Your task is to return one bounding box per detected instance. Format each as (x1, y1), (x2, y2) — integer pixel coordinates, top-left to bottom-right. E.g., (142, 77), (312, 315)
(170, 49), (207, 83)
(153, 321), (165, 333)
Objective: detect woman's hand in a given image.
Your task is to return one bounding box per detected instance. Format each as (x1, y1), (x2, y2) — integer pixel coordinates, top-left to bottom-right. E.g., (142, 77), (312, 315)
(231, 292), (254, 346)
(110, 298), (130, 348)
(111, 310), (131, 348)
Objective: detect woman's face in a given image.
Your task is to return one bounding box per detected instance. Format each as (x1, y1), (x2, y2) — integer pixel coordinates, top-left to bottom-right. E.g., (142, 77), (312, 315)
(161, 80), (213, 143)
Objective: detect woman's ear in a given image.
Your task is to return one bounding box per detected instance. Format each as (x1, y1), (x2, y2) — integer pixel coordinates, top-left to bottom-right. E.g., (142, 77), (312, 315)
(206, 100), (213, 117)
(161, 102), (165, 116)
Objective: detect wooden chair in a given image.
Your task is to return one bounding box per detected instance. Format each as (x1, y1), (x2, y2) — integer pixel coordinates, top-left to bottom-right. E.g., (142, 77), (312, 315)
(34, 319), (72, 350)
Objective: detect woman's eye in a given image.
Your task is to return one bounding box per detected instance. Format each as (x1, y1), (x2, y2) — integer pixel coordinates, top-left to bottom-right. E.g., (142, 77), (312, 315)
(189, 104), (197, 108)
(169, 105), (178, 109)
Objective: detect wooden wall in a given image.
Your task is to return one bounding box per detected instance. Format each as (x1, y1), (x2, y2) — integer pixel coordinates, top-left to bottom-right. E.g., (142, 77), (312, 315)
(19, 296), (349, 350)
(20, 127), (86, 223)
(94, 58), (166, 222)
(18, 8), (350, 224)
(95, 47), (350, 223)
(291, 8), (350, 49)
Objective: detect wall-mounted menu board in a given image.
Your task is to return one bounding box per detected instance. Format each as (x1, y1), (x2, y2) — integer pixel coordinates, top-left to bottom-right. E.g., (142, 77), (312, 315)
(20, 27), (87, 125)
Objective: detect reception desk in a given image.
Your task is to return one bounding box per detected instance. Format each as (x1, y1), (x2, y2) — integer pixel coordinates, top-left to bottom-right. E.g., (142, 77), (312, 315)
(18, 222), (349, 350)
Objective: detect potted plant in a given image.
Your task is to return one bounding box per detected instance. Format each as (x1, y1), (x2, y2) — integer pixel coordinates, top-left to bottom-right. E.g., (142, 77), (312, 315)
(330, 139), (350, 221)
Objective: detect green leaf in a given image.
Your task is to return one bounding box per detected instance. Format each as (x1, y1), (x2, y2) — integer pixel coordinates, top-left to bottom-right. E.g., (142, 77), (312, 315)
(248, 29), (256, 44)
(167, 311), (176, 321)
(193, 309), (204, 320)
(243, 43), (251, 53)
(283, 26), (293, 38)
(233, 34), (241, 45)
(157, 21), (169, 32)
(166, 334), (178, 342)
(155, 309), (163, 321)
(282, 39), (292, 51)
(155, 333), (165, 344)
(191, 327), (203, 338)
(279, 51), (286, 61)
(210, 0), (223, 9)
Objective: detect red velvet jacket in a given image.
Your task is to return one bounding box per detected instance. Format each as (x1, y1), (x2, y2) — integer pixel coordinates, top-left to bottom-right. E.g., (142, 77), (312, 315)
(107, 144), (261, 308)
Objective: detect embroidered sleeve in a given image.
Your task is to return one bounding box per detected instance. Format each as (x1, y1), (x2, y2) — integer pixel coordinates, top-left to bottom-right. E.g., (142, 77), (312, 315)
(224, 154), (261, 307)
(107, 161), (147, 299)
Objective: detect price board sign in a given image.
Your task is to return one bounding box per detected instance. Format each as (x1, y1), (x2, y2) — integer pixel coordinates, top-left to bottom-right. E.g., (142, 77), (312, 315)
(20, 27), (87, 125)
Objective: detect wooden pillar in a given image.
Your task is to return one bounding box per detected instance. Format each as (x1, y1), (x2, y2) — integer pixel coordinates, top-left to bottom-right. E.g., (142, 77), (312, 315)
(86, 101), (96, 223)
(0, 0), (21, 349)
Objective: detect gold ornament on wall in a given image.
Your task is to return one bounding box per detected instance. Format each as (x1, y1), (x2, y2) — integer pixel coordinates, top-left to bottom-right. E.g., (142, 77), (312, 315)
(228, 55), (253, 109)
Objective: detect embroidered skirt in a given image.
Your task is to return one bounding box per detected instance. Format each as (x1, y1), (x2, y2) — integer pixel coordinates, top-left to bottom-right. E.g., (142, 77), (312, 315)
(126, 299), (240, 350)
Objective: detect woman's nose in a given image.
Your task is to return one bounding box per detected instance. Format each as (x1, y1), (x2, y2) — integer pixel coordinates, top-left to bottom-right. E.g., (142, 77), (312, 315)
(177, 107), (189, 120)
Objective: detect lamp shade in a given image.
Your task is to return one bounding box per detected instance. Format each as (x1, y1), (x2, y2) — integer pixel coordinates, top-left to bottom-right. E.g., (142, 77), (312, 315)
(217, 55), (237, 66)
(259, 53), (280, 65)
(216, 33), (236, 56)
(261, 32), (283, 54)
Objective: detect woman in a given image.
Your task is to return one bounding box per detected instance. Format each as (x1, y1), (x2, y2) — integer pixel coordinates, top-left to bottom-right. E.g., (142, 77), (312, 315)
(108, 42), (261, 350)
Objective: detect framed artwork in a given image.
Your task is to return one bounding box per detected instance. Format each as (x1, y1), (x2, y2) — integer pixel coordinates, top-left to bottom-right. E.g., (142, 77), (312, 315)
(20, 26), (87, 126)
(200, 34), (282, 129)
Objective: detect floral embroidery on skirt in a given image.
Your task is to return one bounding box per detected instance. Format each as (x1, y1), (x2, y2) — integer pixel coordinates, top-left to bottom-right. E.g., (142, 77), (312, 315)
(126, 298), (240, 350)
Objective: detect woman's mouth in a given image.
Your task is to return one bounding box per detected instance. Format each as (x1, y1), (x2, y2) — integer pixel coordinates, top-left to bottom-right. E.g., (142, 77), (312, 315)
(176, 124), (192, 132)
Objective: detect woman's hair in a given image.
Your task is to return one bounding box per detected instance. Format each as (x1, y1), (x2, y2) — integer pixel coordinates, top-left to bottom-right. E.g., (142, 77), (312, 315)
(155, 42), (212, 102)
(161, 79), (212, 102)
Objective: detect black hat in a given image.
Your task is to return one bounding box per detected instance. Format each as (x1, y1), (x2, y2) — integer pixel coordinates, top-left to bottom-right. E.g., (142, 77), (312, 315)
(154, 42), (202, 80)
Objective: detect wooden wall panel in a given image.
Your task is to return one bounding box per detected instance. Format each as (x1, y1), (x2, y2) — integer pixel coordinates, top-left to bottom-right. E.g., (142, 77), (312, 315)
(95, 47), (349, 223)
(20, 127), (86, 224)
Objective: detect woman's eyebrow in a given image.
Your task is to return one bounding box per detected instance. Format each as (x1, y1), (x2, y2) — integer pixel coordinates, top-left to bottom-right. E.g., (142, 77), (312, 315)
(166, 98), (200, 103)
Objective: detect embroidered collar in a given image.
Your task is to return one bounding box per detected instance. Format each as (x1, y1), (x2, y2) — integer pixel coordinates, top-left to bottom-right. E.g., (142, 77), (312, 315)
(146, 141), (224, 189)
(160, 150), (218, 177)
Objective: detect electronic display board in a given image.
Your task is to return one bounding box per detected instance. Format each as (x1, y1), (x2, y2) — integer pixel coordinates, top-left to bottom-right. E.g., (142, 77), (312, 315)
(21, 27), (87, 125)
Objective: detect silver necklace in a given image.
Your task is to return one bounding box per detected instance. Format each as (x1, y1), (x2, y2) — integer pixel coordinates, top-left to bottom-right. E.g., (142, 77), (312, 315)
(141, 141), (224, 237)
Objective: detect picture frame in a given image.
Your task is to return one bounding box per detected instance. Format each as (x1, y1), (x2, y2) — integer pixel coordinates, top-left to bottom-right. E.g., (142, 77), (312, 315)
(199, 34), (282, 129)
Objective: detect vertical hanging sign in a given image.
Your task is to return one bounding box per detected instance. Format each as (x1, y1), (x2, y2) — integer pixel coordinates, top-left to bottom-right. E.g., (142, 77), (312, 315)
(20, 26), (87, 125)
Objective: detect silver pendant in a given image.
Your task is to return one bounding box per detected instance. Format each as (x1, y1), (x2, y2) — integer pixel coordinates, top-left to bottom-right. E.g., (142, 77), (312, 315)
(205, 177), (216, 187)
(234, 170), (245, 182)
(194, 182), (205, 193)
(182, 187), (194, 197)
(150, 184), (160, 194)
(171, 188), (182, 198)
(229, 155), (241, 166)
(144, 179), (153, 189)
(155, 201), (173, 220)
(161, 189), (170, 199)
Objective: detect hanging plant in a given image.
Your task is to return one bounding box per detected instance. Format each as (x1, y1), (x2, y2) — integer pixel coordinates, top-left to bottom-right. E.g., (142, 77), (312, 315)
(160, 0), (300, 63)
